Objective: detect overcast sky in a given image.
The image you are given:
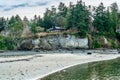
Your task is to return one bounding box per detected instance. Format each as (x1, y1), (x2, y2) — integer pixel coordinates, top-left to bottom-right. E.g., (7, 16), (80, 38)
(0, 0), (120, 19)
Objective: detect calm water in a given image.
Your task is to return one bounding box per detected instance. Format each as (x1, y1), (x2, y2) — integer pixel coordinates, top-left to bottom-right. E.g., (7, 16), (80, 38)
(41, 58), (120, 80)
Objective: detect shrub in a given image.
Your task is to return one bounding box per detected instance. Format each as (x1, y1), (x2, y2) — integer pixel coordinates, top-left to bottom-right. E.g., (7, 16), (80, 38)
(92, 40), (102, 48)
(0, 36), (15, 50)
(110, 40), (118, 48)
(74, 31), (87, 38)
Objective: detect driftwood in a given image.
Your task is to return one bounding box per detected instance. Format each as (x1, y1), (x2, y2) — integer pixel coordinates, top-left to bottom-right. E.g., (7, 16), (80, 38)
(87, 52), (92, 55)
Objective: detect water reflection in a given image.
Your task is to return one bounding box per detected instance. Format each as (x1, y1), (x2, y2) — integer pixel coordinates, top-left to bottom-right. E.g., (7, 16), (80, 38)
(41, 58), (120, 80)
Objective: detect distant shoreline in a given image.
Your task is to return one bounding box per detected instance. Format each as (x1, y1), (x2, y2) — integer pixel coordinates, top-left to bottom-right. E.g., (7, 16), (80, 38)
(0, 48), (119, 52)
(0, 49), (119, 57)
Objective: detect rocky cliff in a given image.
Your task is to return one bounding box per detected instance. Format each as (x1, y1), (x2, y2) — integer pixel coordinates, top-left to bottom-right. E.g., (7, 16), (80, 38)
(18, 35), (89, 50)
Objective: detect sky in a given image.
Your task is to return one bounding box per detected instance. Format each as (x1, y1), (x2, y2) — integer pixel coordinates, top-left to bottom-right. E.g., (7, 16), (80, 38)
(0, 0), (120, 19)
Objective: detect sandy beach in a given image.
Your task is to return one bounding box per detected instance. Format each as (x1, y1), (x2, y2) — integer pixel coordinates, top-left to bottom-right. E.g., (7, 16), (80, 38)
(0, 51), (120, 80)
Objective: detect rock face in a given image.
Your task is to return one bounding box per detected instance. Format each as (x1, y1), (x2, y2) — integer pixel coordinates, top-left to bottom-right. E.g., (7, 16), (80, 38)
(59, 36), (88, 49)
(37, 35), (88, 50)
(18, 39), (34, 50)
(18, 35), (89, 50)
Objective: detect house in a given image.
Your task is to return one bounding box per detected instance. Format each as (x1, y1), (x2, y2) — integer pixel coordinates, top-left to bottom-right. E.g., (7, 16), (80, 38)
(49, 26), (66, 31)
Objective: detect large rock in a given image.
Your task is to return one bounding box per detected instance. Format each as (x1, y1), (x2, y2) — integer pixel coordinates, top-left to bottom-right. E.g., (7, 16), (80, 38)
(18, 39), (34, 50)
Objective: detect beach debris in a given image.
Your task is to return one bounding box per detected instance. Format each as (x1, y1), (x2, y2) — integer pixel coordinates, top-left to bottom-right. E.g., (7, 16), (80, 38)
(87, 52), (92, 55)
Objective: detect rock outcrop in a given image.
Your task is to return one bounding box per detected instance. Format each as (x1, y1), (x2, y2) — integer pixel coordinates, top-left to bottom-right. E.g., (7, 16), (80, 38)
(18, 39), (34, 50)
(35, 35), (88, 50)
(17, 35), (89, 50)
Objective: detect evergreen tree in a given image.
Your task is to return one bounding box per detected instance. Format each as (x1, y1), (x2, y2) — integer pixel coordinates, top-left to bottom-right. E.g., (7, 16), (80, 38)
(36, 15), (43, 27)
(58, 2), (67, 17)
(42, 8), (56, 30)
(67, 0), (90, 36)
(93, 3), (117, 37)
(55, 2), (67, 28)
(93, 3), (106, 33)
(8, 15), (24, 37)
(66, 2), (75, 29)
(30, 15), (38, 34)
(0, 17), (6, 32)
(8, 16), (15, 29)
(23, 16), (29, 26)
(110, 3), (119, 31)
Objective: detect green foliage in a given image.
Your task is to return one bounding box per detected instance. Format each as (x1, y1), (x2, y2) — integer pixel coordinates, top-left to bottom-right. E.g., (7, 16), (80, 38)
(110, 3), (119, 28)
(36, 16), (43, 27)
(0, 17), (6, 32)
(93, 2), (120, 38)
(30, 15), (43, 34)
(0, 1), (120, 50)
(23, 16), (29, 26)
(0, 36), (15, 50)
(58, 2), (68, 17)
(109, 39), (119, 48)
(93, 3), (114, 35)
(74, 32), (87, 38)
(46, 29), (50, 33)
(66, 1), (90, 38)
(111, 41), (117, 48)
(30, 22), (37, 34)
(67, 1), (90, 32)
(92, 40), (102, 48)
(42, 7), (57, 30)
(56, 16), (67, 28)
(8, 15), (24, 38)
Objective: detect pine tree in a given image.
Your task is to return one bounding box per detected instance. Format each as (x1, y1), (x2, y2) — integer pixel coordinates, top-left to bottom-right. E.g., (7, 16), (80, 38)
(42, 8), (55, 30)
(0, 17), (6, 32)
(8, 15), (24, 38)
(67, 0), (90, 37)
(23, 16), (29, 26)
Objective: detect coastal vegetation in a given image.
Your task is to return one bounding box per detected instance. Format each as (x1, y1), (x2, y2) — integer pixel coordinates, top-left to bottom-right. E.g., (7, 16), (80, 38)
(41, 58), (120, 80)
(0, 0), (120, 50)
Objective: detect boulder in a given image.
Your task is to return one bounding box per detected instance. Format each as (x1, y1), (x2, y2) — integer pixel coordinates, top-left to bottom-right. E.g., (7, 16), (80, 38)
(18, 39), (34, 50)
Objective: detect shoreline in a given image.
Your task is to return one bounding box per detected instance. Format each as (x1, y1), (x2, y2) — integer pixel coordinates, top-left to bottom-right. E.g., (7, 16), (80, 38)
(35, 54), (120, 80)
(0, 51), (120, 80)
